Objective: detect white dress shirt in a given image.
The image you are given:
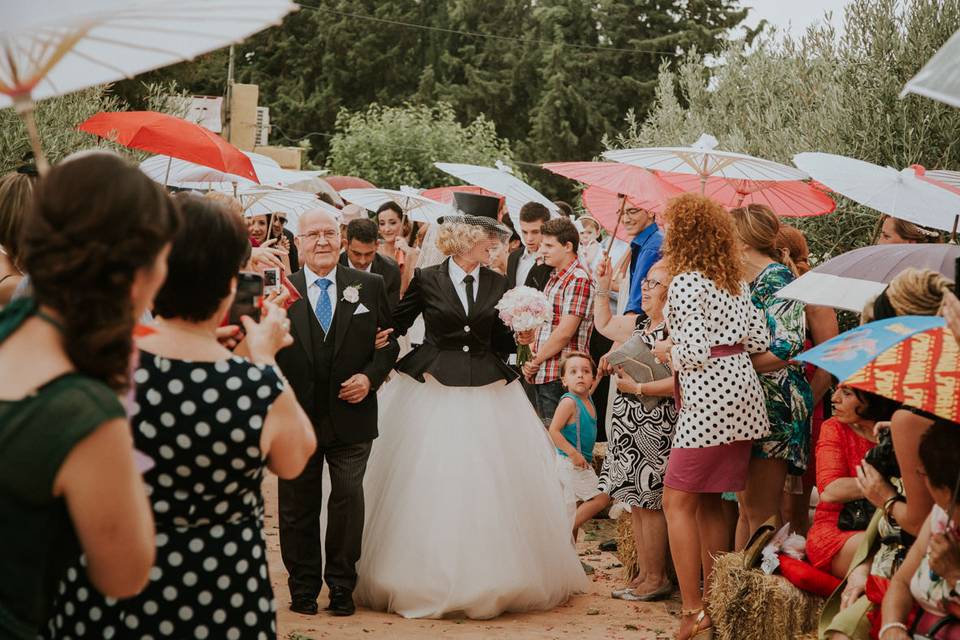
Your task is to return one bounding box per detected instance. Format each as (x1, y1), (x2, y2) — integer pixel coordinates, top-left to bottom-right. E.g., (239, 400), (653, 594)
(516, 247), (538, 288)
(448, 259), (481, 315)
(304, 264), (338, 322)
(347, 256), (373, 273)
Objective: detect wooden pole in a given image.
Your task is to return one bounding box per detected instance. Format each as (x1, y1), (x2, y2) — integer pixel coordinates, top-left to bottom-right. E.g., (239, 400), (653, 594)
(162, 155), (174, 187)
(14, 95), (49, 175)
(602, 194), (628, 261)
(952, 214), (958, 244)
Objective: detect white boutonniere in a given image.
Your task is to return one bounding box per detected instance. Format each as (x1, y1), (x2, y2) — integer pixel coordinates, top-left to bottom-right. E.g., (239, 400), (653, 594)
(342, 284), (361, 303)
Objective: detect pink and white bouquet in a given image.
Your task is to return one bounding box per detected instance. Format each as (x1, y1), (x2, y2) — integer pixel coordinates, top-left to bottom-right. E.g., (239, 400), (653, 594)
(496, 286), (552, 366)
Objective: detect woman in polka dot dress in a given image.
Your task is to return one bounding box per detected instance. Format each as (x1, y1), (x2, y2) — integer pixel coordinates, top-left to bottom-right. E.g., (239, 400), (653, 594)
(43, 195), (316, 640)
(651, 194), (770, 640)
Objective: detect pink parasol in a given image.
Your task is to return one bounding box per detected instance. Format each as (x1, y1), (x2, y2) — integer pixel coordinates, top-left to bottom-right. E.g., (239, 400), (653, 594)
(655, 173), (836, 217)
(542, 162), (682, 254)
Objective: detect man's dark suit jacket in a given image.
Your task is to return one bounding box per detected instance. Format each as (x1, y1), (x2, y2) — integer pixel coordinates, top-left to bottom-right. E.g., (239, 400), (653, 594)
(276, 266), (399, 444)
(338, 251), (402, 311)
(506, 247), (553, 290)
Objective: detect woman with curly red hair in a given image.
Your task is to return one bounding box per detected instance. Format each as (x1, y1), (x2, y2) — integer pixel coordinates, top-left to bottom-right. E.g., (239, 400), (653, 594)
(652, 194), (771, 640)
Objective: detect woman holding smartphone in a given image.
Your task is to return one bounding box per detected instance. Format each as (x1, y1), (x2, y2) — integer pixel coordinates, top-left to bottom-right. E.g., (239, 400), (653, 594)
(44, 194), (316, 640)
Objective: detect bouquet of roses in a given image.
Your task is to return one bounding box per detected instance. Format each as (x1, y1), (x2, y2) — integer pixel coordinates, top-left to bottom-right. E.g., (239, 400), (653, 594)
(496, 286), (552, 366)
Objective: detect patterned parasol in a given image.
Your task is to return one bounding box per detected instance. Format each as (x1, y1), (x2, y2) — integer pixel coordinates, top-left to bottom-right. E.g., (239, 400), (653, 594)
(796, 316), (960, 422)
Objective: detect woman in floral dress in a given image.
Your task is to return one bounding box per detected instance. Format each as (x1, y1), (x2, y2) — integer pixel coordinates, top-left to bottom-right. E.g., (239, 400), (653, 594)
(731, 204), (813, 544)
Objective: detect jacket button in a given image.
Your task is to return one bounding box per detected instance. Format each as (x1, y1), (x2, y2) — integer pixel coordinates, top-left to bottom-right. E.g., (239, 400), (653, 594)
(464, 326), (471, 332)
(462, 345), (470, 352)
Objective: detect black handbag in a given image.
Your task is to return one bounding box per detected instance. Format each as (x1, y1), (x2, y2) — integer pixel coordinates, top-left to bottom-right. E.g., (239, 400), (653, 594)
(864, 428), (900, 479)
(837, 498), (875, 531)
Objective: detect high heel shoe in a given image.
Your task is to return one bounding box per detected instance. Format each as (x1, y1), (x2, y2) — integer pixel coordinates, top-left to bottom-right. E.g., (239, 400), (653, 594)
(677, 608), (713, 640)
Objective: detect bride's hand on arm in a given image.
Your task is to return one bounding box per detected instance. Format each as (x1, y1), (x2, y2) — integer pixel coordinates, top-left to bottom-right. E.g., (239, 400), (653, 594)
(374, 327), (394, 349)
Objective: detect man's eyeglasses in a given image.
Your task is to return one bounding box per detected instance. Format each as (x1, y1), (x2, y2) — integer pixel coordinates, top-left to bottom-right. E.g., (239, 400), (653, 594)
(641, 278), (664, 290)
(297, 230), (338, 244)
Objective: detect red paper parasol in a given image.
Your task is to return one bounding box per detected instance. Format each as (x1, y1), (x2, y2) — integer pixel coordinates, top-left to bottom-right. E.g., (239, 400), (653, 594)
(78, 111), (258, 182)
(581, 187), (672, 241)
(843, 325), (960, 423)
(655, 173), (836, 217)
(542, 161), (682, 251)
(421, 185), (502, 205)
(326, 176), (376, 191)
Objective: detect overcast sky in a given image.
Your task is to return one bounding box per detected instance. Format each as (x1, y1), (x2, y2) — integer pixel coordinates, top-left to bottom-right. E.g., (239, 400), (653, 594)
(741, 0), (851, 39)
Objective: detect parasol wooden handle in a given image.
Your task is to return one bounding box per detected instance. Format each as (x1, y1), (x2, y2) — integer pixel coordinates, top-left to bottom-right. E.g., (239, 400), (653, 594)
(602, 194), (628, 261)
(14, 95), (49, 175)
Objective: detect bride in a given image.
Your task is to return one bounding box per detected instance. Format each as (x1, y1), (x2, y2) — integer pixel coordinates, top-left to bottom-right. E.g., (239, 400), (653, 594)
(355, 194), (589, 619)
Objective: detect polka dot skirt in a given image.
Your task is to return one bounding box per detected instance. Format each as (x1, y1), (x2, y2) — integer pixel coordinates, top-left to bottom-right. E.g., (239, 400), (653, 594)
(43, 352), (284, 639)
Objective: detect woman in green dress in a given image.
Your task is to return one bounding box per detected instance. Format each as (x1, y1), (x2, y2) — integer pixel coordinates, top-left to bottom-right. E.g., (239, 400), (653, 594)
(731, 204), (814, 545)
(0, 152), (180, 639)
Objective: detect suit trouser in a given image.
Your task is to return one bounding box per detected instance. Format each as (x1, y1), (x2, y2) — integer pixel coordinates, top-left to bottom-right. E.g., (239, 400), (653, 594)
(278, 438), (372, 599)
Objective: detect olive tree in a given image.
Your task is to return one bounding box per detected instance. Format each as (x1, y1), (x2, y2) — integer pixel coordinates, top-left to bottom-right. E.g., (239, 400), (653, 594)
(608, 0), (960, 260)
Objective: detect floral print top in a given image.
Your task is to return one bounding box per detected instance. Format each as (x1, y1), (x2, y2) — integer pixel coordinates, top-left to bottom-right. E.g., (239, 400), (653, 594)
(750, 263), (813, 474)
(911, 505), (960, 617)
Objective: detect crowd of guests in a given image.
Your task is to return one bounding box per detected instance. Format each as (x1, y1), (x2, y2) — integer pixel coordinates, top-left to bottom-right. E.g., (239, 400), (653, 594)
(0, 149), (958, 640)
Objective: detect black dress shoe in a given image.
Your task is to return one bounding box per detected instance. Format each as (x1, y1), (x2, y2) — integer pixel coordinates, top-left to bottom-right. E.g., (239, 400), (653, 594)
(326, 586), (356, 616)
(290, 596), (318, 615)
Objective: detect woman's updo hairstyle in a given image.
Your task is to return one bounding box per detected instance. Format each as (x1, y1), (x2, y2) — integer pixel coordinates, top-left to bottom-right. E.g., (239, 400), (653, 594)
(19, 151), (181, 391)
(730, 203), (799, 276)
(862, 268), (954, 323)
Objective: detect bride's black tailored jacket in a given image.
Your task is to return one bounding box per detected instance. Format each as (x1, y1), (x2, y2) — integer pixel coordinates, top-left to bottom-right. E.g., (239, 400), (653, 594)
(394, 259), (519, 387)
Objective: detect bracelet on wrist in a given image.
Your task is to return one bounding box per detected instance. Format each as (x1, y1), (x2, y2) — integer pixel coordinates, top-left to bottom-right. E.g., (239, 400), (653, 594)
(883, 494), (904, 522)
(878, 622), (908, 639)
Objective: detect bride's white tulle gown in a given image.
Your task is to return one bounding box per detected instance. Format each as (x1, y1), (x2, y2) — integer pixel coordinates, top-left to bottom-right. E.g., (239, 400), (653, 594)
(355, 373), (590, 619)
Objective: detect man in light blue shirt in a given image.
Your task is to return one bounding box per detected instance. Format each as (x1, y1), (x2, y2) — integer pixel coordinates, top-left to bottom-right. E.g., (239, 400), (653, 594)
(623, 207), (663, 315)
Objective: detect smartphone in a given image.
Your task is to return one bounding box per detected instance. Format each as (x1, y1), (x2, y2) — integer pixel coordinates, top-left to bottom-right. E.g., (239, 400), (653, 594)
(262, 267), (281, 294)
(228, 272), (263, 326)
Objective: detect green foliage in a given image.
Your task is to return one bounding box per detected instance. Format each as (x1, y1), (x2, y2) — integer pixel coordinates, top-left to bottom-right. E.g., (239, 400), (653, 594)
(326, 102), (515, 188)
(609, 0), (960, 260)
(115, 0), (748, 192)
(0, 82), (184, 174)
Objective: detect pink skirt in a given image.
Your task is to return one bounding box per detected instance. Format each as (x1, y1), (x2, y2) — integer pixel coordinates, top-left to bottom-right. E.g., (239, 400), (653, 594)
(664, 440), (753, 493)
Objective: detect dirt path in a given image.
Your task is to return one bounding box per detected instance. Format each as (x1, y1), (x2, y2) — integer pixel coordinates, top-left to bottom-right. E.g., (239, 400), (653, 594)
(262, 475), (680, 639)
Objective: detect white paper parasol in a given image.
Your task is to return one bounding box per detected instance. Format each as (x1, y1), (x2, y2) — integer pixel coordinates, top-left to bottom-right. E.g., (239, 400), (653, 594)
(339, 187), (455, 224)
(901, 28), (960, 108)
(196, 184), (339, 234)
(0, 0), (295, 170)
(140, 152), (330, 193)
(433, 161), (558, 221)
(602, 134), (808, 191)
(793, 153), (960, 232)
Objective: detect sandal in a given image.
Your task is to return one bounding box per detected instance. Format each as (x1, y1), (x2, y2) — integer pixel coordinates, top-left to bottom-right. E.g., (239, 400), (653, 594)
(677, 608), (713, 640)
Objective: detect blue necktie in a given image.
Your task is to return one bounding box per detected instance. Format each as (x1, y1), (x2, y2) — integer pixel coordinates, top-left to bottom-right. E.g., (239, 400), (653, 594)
(315, 277), (333, 334)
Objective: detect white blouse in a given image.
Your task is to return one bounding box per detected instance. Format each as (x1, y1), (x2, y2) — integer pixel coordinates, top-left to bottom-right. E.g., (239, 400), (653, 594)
(666, 271), (771, 449)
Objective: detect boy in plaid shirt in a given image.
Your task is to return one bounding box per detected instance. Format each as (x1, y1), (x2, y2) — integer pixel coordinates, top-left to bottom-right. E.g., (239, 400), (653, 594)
(518, 217), (595, 426)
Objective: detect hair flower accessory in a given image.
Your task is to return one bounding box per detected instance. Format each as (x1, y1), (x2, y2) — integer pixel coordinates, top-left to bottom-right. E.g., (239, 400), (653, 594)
(342, 284), (361, 303)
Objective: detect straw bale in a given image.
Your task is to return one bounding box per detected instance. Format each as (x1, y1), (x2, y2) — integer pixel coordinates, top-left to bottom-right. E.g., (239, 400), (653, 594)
(615, 514), (640, 582)
(709, 551), (824, 640)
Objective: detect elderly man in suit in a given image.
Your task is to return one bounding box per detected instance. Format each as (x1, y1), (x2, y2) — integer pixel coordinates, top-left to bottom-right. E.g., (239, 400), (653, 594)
(339, 217), (402, 311)
(276, 208), (400, 617)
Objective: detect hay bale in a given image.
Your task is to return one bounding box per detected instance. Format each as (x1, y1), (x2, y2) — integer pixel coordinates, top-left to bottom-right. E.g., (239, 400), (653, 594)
(591, 442), (607, 477)
(615, 514), (639, 582)
(709, 551), (824, 640)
